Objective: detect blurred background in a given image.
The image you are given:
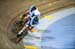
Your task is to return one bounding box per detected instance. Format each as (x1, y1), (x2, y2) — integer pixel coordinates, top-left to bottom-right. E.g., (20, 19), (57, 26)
(0, 0), (75, 49)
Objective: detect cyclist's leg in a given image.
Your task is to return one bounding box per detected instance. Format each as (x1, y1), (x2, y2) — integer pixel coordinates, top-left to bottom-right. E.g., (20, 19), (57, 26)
(17, 24), (28, 38)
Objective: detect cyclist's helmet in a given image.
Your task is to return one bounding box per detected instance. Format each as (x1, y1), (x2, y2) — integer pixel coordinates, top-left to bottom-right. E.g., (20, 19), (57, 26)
(31, 6), (37, 12)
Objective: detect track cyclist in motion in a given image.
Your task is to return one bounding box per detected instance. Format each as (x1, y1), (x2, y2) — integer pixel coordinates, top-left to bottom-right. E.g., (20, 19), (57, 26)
(17, 5), (41, 38)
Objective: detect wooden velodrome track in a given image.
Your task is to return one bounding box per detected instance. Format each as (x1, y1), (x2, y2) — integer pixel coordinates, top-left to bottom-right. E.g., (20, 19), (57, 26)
(0, 0), (75, 49)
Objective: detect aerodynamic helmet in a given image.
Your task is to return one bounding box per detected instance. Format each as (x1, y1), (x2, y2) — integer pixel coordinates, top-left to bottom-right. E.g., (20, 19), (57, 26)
(30, 6), (37, 12)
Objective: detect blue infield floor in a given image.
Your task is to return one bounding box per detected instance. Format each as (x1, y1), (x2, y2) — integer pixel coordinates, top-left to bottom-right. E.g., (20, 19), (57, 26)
(23, 7), (75, 49)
